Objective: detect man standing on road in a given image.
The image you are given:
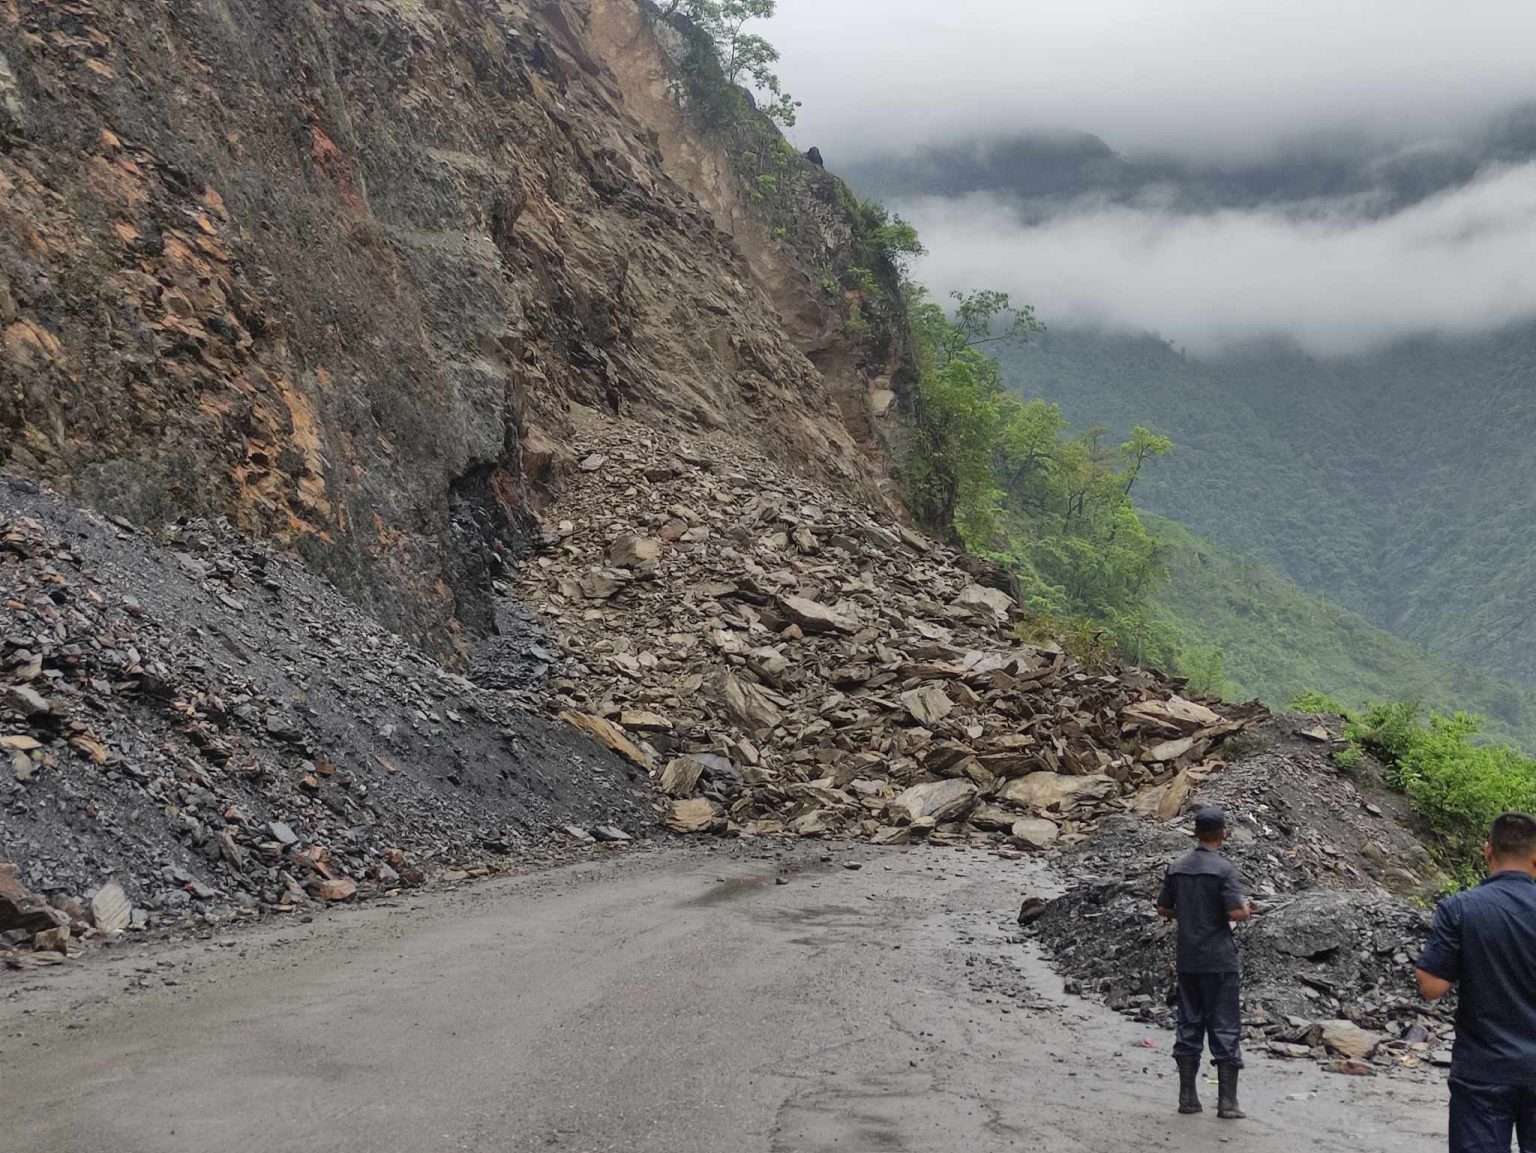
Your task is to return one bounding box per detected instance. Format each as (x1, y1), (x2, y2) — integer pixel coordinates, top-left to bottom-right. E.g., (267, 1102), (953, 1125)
(1156, 805), (1255, 1120)
(1415, 811), (1536, 1153)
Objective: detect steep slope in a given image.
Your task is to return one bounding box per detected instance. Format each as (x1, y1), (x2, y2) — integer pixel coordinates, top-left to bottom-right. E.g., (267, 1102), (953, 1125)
(995, 324), (1536, 685)
(1149, 517), (1536, 747)
(0, 0), (896, 661)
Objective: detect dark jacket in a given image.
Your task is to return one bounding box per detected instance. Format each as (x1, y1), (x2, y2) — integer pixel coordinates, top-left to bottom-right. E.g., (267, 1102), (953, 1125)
(1158, 845), (1245, 974)
(1417, 871), (1536, 1084)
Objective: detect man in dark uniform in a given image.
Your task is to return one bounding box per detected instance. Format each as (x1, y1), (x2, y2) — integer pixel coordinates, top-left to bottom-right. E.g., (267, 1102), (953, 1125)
(1156, 805), (1255, 1119)
(1415, 811), (1536, 1153)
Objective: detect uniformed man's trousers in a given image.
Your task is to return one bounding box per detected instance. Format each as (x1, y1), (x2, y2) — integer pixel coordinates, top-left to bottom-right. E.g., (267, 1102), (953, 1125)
(1172, 971), (1243, 1067)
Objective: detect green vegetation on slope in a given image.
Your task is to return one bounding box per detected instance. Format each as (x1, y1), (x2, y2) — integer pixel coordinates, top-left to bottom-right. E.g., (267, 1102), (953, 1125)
(1148, 516), (1536, 749)
(902, 290), (1181, 666)
(1344, 703), (1536, 884)
(993, 324), (1536, 686)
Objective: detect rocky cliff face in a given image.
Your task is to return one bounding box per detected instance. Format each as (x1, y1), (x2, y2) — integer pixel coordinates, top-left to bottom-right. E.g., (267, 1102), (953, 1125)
(0, 0), (897, 657)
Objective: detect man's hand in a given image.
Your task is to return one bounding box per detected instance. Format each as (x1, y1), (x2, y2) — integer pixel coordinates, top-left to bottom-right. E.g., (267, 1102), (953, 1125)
(1416, 967), (1454, 1002)
(1156, 904), (1174, 921)
(1227, 900), (1256, 923)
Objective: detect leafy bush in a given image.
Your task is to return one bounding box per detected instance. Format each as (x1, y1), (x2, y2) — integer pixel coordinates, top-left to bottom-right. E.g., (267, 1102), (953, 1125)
(1290, 689), (1346, 715)
(1333, 744), (1364, 771)
(1180, 645), (1228, 698)
(1346, 703), (1536, 883)
(1346, 701), (1424, 780)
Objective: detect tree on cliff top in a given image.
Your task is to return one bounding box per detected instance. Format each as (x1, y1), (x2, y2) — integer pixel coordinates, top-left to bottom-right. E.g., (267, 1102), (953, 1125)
(663, 0), (800, 125)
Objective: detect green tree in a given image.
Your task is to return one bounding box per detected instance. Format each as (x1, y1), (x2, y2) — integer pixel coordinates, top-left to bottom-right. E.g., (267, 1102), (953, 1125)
(665, 0), (801, 124)
(1121, 426), (1173, 495)
(901, 280), (1177, 667)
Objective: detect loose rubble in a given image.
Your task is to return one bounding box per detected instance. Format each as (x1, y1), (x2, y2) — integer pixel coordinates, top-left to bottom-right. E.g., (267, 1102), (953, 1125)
(518, 419), (1263, 849)
(1, 478), (653, 965)
(1030, 722), (1455, 1077)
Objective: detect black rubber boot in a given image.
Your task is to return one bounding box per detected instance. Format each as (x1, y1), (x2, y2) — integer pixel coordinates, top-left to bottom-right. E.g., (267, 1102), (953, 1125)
(1175, 1056), (1202, 1114)
(1217, 1064), (1245, 1119)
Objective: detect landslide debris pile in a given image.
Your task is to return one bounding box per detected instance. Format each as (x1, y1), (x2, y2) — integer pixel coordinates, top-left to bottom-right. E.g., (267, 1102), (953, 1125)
(0, 478), (651, 965)
(1031, 723), (1453, 1076)
(518, 419), (1262, 845)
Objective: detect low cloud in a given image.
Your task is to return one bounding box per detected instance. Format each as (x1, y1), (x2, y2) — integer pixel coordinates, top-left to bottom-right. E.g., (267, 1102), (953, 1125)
(900, 163), (1536, 355)
(772, 0), (1536, 165)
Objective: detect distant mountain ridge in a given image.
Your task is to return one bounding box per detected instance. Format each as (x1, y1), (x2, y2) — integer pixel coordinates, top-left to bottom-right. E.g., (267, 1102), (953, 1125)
(844, 104), (1536, 218)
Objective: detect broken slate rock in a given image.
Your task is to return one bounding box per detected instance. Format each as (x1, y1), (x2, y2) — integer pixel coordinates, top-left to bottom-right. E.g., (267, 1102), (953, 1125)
(889, 779), (977, 824)
(1122, 696), (1223, 734)
(619, 709), (672, 732)
(560, 710), (654, 769)
(306, 877), (358, 902)
(1, 866), (67, 934)
(608, 535), (662, 569)
(33, 925), (70, 954)
(1267, 1041), (1314, 1059)
(1130, 768), (1194, 820)
(660, 755), (706, 798)
(5, 684), (50, 717)
(952, 583), (1014, 620)
(967, 804), (1019, 832)
(89, 880), (131, 933)
(999, 772), (1117, 812)
(714, 670), (782, 734)
(1009, 817), (1061, 850)
(667, 798), (725, 835)
(901, 684), (954, 727)
(776, 595), (856, 635)
(578, 570), (630, 600)
(1318, 1019), (1383, 1060)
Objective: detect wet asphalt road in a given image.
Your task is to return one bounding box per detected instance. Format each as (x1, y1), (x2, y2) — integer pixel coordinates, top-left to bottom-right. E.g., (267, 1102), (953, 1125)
(0, 843), (1445, 1152)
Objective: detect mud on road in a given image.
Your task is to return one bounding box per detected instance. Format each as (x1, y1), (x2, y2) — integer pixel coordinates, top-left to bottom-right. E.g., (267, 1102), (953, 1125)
(0, 843), (1444, 1152)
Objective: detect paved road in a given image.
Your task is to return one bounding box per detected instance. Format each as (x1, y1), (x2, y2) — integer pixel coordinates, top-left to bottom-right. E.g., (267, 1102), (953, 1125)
(1, 843), (1445, 1152)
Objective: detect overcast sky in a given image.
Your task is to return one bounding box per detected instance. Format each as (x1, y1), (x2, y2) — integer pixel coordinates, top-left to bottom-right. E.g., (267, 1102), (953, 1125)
(762, 1), (1536, 353)
(771, 1), (1536, 162)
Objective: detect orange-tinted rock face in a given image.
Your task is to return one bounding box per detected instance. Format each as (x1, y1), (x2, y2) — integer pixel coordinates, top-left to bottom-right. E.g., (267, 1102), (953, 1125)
(0, 0), (896, 657)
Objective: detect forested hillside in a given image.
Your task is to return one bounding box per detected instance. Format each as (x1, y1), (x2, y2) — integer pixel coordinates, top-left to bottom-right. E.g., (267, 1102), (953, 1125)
(1147, 517), (1536, 748)
(994, 323), (1536, 685)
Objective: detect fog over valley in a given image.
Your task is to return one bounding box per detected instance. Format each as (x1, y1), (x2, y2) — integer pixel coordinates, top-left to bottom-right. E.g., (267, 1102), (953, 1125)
(770, 0), (1536, 353)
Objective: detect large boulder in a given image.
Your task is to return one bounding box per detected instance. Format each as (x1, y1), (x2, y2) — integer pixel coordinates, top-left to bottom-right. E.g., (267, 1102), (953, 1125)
(667, 798), (726, 834)
(714, 671), (783, 734)
(999, 772), (1117, 812)
(952, 583), (1014, 620)
(1319, 1020), (1383, 1060)
(889, 779), (977, 824)
(1010, 818), (1060, 850)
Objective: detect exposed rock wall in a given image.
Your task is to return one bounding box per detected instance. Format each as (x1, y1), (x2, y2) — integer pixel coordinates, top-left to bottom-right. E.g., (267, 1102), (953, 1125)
(0, 0), (897, 657)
